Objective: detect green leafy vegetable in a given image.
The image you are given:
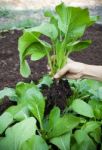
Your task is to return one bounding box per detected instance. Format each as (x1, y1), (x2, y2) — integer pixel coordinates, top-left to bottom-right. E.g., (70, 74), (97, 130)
(16, 82), (45, 129)
(38, 75), (53, 88)
(50, 132), (71, 150)
(0, 87), (17, 103)
(6, 103), (29, 121)
(71, 99), (94, 118)
(0, 112), (13, 134)
(0, 118), (36, 150)
(20, 135), (48, 150)
(18, 3), (97, 77)
(0, 79), (102, 149)
(89, 100), (102, 119)
(47, 107), (80, 138)
(81, 121), (101, 133)
(74, 130), (96, 150)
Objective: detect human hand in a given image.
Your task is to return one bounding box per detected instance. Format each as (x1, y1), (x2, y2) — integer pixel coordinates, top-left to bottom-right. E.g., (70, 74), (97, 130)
(54, 58), (86, 79)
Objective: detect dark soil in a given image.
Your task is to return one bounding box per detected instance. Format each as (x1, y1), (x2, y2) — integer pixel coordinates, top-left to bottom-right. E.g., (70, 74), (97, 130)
(0, 98), (17, 115)
(0, 24), (102, 114)
(41, 79), (72, 115)
(70, 24), (102, 64)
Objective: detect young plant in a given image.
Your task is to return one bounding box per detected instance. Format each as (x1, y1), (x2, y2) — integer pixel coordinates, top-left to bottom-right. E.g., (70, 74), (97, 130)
(18, 3), (97, 77)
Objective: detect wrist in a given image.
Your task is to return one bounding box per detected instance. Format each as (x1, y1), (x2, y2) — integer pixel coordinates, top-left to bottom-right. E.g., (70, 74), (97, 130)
(83, 64), (102, 81)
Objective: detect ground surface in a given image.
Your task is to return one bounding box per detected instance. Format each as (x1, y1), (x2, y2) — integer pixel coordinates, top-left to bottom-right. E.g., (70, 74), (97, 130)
(0, 24), (102, 90)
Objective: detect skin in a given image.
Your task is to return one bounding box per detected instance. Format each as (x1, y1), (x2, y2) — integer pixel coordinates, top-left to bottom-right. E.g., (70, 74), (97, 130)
(54, 59), (102, 81)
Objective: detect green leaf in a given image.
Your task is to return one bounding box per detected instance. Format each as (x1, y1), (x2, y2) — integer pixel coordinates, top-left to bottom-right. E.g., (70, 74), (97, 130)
(89, 100), (102, 119)
(44, 10), (59, 32)
(81, 121), (101, 133)
(88, 16), (99, 26)
(55, 3), (93, 38)
(74, 130), (96, 150)
(24, 42), (50, 61)
(20, 60), (31, 78)
(18, 31), (51, 77)
(0, 117), (36, 150)
(66, 40), (91, 52)
(55, 40), (67, 69)
(90, 127), (101, 143)
(0, 87), (17, 103)
(48, 107), (60, 131)
(86, 79), (102, 90)
(26, 23), (58, 40)
(18, 32), (39, 77)
(6, 103), (29, 121)
(48, 108), (80, 138)
(18, 32), (39, 56)
(20, 135), (48, 150)
(16, 82), (45, 128)
(0, 112), (13, 134)
(98, 87), (102, 99)
(50, 132), (70, 150)
(71, 99), (94, 118)
(38, 75), (53, 88)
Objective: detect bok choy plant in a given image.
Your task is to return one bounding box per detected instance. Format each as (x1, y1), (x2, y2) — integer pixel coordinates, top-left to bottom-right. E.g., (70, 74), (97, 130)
(0, 79), (102, 150)
(18, 3), (97, 77)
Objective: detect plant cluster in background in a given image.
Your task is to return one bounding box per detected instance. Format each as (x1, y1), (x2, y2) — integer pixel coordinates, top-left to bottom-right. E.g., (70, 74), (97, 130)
(0, 78), (102, 150)
(0, 9), (41, 31)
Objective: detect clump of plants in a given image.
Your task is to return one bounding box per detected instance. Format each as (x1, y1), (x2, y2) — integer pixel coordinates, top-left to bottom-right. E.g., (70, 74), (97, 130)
(0, 3), (102, 150)
(18, 2), (97, 110)
(0, 79), (102, 150)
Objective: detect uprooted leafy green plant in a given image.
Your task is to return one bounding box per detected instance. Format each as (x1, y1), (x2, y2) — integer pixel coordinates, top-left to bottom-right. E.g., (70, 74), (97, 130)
(18, 3), (97, 77)
(0, 2), (101, 150)
(0, 78), (102, 150)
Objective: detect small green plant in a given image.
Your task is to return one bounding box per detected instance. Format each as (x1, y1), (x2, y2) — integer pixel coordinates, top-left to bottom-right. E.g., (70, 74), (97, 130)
(18, 3), (97, 77)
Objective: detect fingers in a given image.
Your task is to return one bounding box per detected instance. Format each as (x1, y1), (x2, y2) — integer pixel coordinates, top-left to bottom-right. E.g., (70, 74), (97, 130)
(66, 73), (82, 79)
(54, 64), (69, 79)
(47, 65), (50, 70)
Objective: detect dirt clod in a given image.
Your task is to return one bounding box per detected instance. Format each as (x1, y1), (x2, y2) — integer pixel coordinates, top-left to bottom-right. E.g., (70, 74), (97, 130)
(41, 79), (72, 115)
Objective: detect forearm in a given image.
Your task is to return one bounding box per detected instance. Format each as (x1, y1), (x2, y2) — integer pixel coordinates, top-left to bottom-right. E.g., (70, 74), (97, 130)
(83, 64), (102, 81)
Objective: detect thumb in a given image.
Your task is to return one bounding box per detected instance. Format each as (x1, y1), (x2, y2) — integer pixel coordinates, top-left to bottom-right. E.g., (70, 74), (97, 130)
(54, 64), (69, 79)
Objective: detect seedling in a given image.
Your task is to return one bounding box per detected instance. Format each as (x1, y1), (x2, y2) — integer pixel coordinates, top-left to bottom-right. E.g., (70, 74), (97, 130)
(18, 3), (97, 78)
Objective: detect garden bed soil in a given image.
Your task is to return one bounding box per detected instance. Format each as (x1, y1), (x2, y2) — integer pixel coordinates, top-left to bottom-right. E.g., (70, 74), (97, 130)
(0, 24), (102, 114)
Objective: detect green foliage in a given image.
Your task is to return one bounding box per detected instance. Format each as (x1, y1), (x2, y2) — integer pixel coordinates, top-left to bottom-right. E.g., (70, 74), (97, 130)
(0, 3), (101, 149)
(0, 78), (102, 149)
(0, 87), (17, 103)
(0, 118), (36, 150)
(0, 112), (13, 134)
(70, 99), (94, 118)
(18, 3), (97, 77)
(47, 107), (80, 138)
(0, 7), (11, 18)
(16, 82), (45, 129)
(73, 130), (96, 150)
(38, 75), (53, 88)
(50, 132), (71, 150)
(20, 135), (48, 150)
